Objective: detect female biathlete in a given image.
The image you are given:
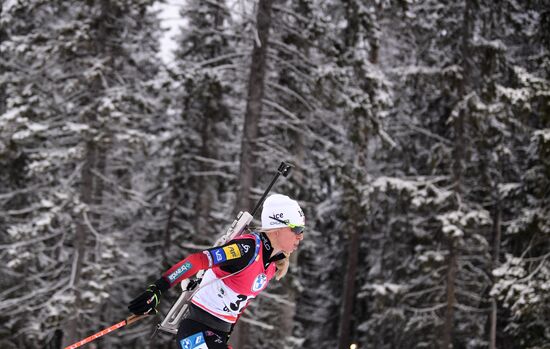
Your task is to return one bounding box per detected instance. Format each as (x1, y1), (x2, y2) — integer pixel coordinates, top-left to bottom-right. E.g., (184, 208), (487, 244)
(128, 194), (305, 349)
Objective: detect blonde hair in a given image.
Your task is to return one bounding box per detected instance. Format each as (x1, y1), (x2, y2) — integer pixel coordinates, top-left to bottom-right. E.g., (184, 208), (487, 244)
(275, 253), (290, 280)
(257, 228), (291, 280)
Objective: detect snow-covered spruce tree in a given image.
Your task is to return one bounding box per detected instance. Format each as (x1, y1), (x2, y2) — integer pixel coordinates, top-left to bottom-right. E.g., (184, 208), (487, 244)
(454, 1), (550, 347)
(159, 1), (237, 256)
(241, 1), (396, 348)
(303, 2), (395, 349)
(352, 26), (434, 349)
(240, 1), (337, 348)
(276, 3), (350, 347)
(170, 0), (241, 237)
(229, 0), (277, 347)
(486, 7), (550, 343)
(0, 1), (163, 347)
(152, 1), (322, 347)
(218, 0), (387, 347)
(354, 1), (501, 348)
(333, 5), (390, 349)
(0, 2), (6, 118)
(355, 0), (549, 348)
(148, 2), (246, 345)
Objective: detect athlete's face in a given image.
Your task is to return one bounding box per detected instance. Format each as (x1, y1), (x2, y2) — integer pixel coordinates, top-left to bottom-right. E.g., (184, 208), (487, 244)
(277, 227), (304, 253)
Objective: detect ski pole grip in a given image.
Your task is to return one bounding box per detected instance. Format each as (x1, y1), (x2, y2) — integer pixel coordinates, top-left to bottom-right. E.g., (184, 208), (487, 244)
(278, 161), (292, 177)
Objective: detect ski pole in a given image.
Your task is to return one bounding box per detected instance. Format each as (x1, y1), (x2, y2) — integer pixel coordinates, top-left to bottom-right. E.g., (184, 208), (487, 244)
(63, 314), (147, 349)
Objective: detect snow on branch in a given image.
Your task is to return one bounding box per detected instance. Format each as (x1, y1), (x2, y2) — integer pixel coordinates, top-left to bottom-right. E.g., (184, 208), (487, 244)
(266, 81), (315, 111)
(266, 52), (315, 83)
(377, 128), (398, 148)
(239, 316), (275, 330)
(0, 232), (63, 250)
(258, 291), (296, 306)
(91, 169), (151, 207)
(269, 39), (317, 68)
(491, 252), (550, 318)
(188, 52), (247, 70)
(192, 155), (239, 169)
(189, 170), (237, 179)
(263, 99), (301, 122)
(407, 123), (452, 145)
(272, 5), (311, 24)
(404, 303), (446, 313)
(387, 64), (461, 79)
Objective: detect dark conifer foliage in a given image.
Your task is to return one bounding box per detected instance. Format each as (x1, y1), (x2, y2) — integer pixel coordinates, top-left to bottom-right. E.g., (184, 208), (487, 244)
(0, 0), (547, 348)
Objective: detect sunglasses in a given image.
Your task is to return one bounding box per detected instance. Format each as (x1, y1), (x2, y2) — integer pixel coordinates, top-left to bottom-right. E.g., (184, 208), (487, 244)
(269, 216), (305, 235)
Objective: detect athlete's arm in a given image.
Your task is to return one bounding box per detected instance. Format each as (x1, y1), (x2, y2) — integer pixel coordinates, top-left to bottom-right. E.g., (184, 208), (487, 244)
(129, 238), (256, 315)
(157, 238), (256, 290)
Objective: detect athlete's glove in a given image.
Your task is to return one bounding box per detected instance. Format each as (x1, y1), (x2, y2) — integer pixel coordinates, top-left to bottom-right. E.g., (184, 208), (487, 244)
(128, 278), (169, 315)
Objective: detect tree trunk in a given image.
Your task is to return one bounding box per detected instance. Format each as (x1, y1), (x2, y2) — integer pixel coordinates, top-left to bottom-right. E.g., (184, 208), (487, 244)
(489, 200), (502, 349)
(442, 1), (473, 347)
(235, 0), (273, 213)
(442, 107), (463, 348)
(232, 0), (273, 347)
(194, 2), (226, 232)
(63, 3), (113, 343)
(61, 139), (96, 347)
(0, 6), (5, 118)
(194, 113), (217, 230)
(442, 239), (457, 349)
(337, 221), (360, 349)
(162, 167), (180, 267)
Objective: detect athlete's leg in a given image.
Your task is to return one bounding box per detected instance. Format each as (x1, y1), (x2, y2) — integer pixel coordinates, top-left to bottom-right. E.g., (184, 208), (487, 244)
(177, 318), (229, 349)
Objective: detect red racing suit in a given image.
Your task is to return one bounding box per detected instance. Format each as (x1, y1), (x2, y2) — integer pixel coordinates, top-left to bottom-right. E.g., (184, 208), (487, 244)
(160, 232), (285, 325)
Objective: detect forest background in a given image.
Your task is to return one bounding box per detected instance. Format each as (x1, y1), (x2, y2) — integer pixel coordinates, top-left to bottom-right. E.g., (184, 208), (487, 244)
(1, 0), (549, 348)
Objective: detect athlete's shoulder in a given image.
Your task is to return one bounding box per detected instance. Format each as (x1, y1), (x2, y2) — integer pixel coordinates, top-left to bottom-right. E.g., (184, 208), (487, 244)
(233, 232), (260, 241)
(205, 236), (257, 267)
(229, 234), (258, 257)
